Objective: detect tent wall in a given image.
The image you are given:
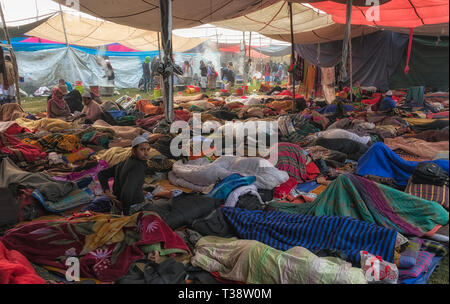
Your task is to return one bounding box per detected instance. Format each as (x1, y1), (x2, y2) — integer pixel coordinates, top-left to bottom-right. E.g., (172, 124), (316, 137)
(14, 46), (220, 94)
(295, 30), (410, 90)
(389, 36), (449, 91)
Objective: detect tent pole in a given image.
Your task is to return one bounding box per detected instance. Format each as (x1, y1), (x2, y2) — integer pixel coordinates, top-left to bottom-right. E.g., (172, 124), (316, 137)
(288, 1), (296, 112)
(58, 4), (70, 47)
(157, 31), (161, 60)
(349, 32), (353, 103)
(0, 3), (21, 105)
(159, 0), (174, 123)
(341, 0), (352, 102)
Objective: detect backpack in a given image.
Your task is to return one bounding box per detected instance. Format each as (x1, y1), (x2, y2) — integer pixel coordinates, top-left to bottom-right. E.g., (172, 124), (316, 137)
(412, 162), (449, 186)
(115, 258), (187, 284)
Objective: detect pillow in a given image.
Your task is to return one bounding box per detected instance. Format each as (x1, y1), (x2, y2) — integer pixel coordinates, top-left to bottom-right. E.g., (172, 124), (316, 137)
(421, 239), (449, 257)
(398, 238), (423, 269)
(405, 178), (449, 210)
(399, 251), (435, 279)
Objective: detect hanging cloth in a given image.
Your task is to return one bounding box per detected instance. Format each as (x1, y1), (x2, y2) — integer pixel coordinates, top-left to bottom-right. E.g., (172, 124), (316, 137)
(404, 28), (414, 75)
(321, 67), (336, 104)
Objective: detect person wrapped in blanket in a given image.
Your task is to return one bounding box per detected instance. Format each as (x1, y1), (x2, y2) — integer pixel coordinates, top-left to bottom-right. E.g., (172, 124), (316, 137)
(46, 87), (71, 120)
(98, 135), (151, 215)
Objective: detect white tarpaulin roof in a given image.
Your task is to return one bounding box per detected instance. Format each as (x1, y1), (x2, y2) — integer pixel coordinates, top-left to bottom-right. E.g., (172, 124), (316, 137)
(25, 13), (207, 52)
(212, 2), (333, 35)
(52, 0), (281, 31)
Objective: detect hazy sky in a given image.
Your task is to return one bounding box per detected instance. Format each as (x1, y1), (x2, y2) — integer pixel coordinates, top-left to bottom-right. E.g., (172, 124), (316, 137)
(1, 0), (289, 45)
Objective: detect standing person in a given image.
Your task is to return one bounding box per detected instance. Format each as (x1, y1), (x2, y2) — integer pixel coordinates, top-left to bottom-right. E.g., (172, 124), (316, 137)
(182, 60), (193, 85)
(151, 57), (160, 90)
(104, 59), (115, 87)
(98, 135), (151, 216)
(226, 62), (235, 86)
(0, 55), (17, 104)
(47, 87), (71, 119)
(207, 62), (217, 90)
(244, 59), (252, 84)
(264, 62), (271, 83)
(142, 56), (152, 93)
(199, 60), (208, 92)
(275, 62), (283, 84)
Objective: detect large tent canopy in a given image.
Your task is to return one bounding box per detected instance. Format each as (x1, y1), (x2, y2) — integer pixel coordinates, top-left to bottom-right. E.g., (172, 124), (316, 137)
(310, 0), (449, 28)
(51, 1), (448, 46)
(52, 0), (282, 32)
(25, 12), (207, 52)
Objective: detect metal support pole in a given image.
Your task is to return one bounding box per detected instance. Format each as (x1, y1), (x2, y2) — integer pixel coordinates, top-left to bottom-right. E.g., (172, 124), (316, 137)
(341, 0), (352, 102)
(288, 2), (296, 112)
(159, 0), (174, 123)
(0, 3), (21, 104)
(349, 34), (353, 103)
(58, 4), (70, 47)
(157, 31), (161, 60)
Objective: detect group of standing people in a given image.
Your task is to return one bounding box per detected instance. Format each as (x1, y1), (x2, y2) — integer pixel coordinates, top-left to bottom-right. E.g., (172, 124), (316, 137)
(199, 60), (218, 92)
(264, 61), (288, 84)
(141, 56), (161, 92)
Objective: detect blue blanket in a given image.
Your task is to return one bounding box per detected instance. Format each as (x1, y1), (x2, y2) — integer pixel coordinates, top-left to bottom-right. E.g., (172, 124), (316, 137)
(356, 142), (449, 187)
(317, 104), (355, 114)
(221, 207), (398, 265)
(207, 174), (256, 200)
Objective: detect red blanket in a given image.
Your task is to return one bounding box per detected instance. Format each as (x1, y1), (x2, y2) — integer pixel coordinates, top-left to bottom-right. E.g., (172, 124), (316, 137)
(0, 241), (46, 284)
(1, 212), (190, 282)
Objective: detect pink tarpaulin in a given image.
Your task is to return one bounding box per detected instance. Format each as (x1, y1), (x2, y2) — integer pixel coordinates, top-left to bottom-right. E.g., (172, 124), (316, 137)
(107, 44), (140, 52)
(310, 0), (449, 28)
(20, 37), (63, 44)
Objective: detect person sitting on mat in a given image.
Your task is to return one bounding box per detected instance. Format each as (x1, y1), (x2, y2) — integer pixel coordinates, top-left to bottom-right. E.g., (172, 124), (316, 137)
(98, 135), (151, 216)
(378, 90), (397, 112)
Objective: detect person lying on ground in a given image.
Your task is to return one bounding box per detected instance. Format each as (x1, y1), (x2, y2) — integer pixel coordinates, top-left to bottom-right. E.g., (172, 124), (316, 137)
(46, 87), (71, 119)
(80, 91), (103, 123)
(98, 135), (151, 216)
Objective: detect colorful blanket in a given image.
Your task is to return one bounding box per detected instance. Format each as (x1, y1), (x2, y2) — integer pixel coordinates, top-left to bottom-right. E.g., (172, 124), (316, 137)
(0, 212), (190, 282)
(191, 236), (367, 284)
(221, 207), (398, 265)
(274, 142), (320, 183)
(0, 132), (46, 162)
(269, 174), (449, 237)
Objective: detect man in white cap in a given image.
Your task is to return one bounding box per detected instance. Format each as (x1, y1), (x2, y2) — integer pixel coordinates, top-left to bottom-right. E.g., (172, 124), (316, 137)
(81, 91), (103, 123)
(98, 135), (151, 215)
(378, 90), (397, 112)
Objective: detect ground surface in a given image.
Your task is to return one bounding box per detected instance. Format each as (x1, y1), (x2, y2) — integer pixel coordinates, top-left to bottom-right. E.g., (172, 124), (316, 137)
(18, 87), (449, 284)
